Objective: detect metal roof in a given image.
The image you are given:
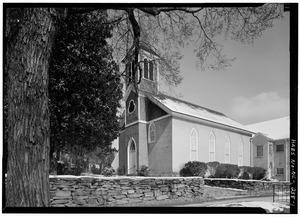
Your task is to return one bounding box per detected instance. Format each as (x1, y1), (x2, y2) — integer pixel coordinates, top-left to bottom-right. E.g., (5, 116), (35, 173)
(246, 117), (290, 140)
(146, 92), (254, 133)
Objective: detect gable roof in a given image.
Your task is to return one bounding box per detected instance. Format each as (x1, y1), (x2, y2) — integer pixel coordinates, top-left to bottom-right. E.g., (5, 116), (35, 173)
(145, 92), (254, 134)
(246, 117), (290, 140)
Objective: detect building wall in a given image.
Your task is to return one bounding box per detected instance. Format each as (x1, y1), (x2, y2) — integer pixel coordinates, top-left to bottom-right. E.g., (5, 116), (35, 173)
(139, 96), (167, 121)
(273, 139), (289, 181)
(251, 135), (269, 170)
(148, 117), (173, 176)
(172, 117), (251, 173)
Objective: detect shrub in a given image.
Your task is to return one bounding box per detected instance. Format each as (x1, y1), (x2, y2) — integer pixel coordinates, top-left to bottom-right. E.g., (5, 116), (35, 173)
(239, 171), (250, 180)
(179, 167), (193, 177)
(91, 165), (101, 175)
(137, 165), (150, 177)
(117, 166), (125, 176)
(180, 161), (207, 177)
(205, 161), (220, 177)
(252, 167), (266, 180)
(214, 164), (240, 179)
(101, 167), (116, 176)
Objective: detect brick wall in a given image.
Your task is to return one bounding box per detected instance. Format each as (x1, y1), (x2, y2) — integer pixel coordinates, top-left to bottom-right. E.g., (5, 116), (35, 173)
(49, 176), (204, 207)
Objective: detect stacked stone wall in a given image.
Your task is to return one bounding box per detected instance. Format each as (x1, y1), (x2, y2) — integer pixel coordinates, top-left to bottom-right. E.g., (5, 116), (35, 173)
(49, 176), (204, 207)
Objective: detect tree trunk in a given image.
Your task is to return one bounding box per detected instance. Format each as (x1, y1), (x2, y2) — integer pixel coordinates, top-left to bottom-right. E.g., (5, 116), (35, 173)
(6, 8), (58, 207)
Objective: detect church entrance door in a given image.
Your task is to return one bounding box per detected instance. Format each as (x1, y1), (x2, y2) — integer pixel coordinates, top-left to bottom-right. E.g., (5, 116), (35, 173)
(128, 138), (137, 174)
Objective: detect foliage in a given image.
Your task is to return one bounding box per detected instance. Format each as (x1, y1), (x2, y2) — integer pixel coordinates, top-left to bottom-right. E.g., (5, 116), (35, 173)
(214, 164), (240, 179)
(101, 167), (116, 177)
(109, 4), (284, 87)
(206, 161), (221, 177)
(49, 10), (123, 162)
(180, 161), (207, 177)
(239, 171), (250, 180)
(91, 165), (102, 175)
(117, 166), (126, 176)
(252, 167), (267, 180)
(137, 165), (150, 177)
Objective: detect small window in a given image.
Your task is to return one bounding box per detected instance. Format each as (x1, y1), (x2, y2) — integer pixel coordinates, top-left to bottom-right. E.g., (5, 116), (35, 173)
(144, 59), (148, 79)
(128, 100), (135, 114)
(131, 61), (135, 80)
(257, 145), (263, 157)
(149, 61), (154, 81)
(277, 168), (284, 175)
(148, 122), (156, 143)
(276, 144), (284, 152)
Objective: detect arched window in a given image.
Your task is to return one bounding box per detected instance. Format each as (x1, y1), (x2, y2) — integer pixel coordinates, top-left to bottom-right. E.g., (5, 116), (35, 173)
(144, 58), (148, 79)
(127, 63), (132, 83)
(238, 138), (244, 166)
(148, 122), (156, 143)
(190, 128), (198, 161)
(130, 140), (135, 151)
(209, 132), (215, 162)
(225, 135), (230, 163)
(149, 61), (154, 81)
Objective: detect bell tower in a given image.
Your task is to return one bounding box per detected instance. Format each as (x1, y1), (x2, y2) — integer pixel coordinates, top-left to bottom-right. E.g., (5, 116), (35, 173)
(122, 42), (160, 95)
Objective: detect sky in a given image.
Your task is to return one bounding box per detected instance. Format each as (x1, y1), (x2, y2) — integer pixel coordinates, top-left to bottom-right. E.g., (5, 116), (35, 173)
(161, 10), (290, 125)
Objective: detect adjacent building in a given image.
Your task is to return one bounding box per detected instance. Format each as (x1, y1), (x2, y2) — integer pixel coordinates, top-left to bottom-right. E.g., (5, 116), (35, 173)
(247, 117), (290, 181)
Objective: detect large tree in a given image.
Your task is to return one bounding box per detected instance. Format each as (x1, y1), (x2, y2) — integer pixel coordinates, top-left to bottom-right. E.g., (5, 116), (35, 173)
(49, 10), (122, 171)
(4, 4), (285, 207)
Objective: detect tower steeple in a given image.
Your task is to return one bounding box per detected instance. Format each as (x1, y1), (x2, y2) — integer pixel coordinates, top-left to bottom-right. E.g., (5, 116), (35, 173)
(122, 42), (160, 95)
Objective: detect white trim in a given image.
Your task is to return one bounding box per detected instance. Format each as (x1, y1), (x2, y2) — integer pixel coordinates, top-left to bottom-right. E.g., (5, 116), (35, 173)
(224, 134), (230, 163)
(125, 114), (171, 128)
(190, 128), (198, 161)
(148, 122), (156, 143)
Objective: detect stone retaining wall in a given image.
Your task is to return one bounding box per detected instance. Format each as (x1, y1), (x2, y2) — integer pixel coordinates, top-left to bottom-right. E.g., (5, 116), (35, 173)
(49, 176), (204, 207)
(204, 178), (290, 191)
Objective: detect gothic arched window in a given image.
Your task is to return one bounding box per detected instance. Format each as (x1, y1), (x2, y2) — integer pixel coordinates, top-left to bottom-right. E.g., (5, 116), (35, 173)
(144, 59), (148, 79)
(148, 122), (156, 143)
(238, 138), (244, 166)
(149, 61), (154, 81)
(209, 132), (216, 162)
(225, 135), (230, 163)
(190, 128), (198, 161)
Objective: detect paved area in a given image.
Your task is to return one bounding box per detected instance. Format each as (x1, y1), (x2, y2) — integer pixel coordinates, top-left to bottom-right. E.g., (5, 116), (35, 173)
(176, 196), (274, 207)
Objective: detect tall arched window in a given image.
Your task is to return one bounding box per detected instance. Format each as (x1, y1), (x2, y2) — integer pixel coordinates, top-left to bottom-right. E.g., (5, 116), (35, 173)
(144, 58), (148, 79)
(225, 135), (230, 163)
(209, 132), (216, 162)
(238, 138), (244, 166)
(148, 122), (156, 143)
(149, 61), (154, 81)
(190, 128), (198, 161)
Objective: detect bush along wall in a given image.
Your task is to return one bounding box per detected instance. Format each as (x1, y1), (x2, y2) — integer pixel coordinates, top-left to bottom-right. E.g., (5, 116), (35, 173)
(49, 176), (204, 207)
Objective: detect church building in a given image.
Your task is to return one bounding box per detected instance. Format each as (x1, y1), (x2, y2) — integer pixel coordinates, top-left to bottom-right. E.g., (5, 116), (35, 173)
(117, 44), (254, 176)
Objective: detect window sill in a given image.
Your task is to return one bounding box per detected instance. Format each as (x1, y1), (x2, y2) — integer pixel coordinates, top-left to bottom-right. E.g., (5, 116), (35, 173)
(256, 156), (263, 158)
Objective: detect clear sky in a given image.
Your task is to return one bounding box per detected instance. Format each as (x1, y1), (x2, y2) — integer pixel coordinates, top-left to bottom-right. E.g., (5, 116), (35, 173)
(161, 11), (290, 125)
